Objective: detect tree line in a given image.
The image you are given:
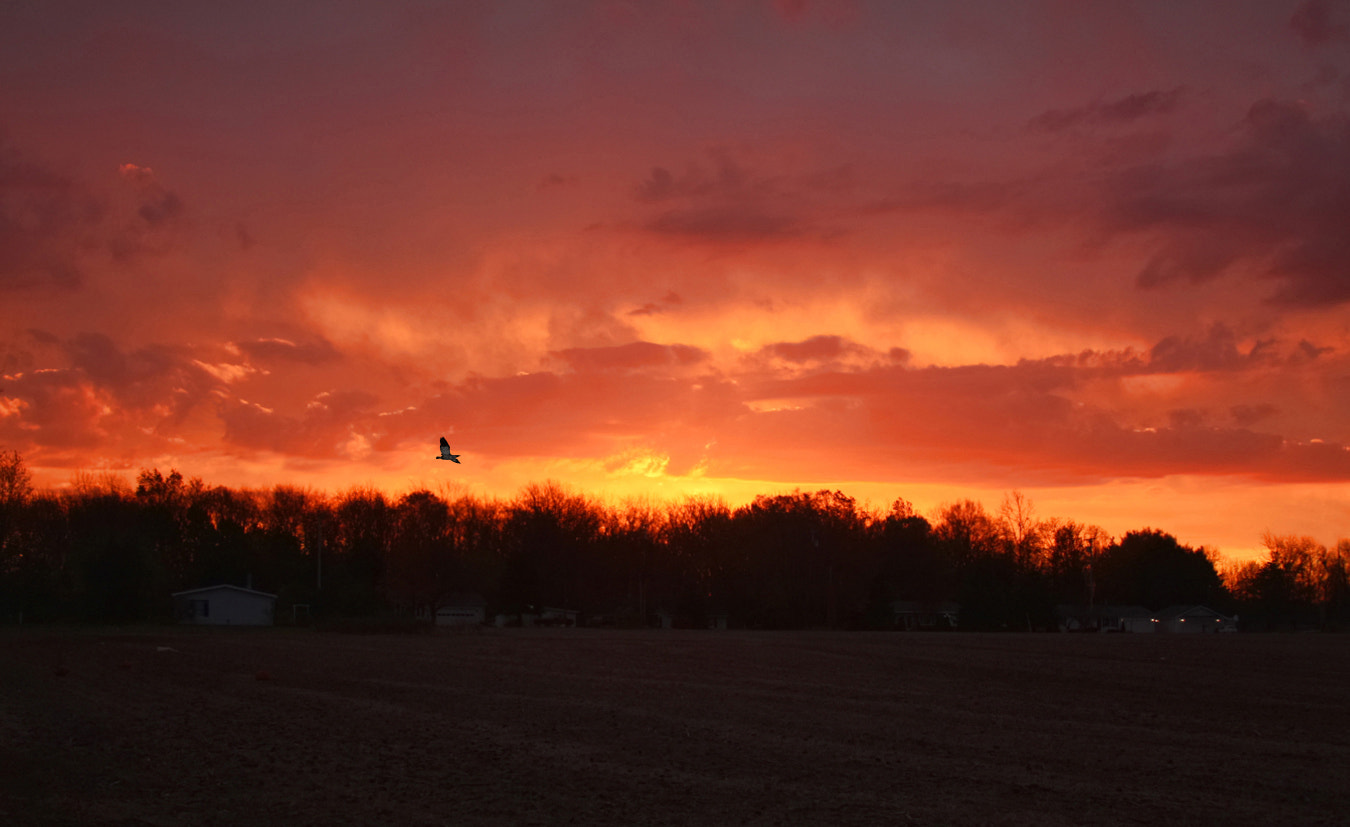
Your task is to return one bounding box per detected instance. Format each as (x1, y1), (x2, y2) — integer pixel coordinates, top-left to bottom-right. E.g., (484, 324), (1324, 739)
(0, 450), (1346, 629)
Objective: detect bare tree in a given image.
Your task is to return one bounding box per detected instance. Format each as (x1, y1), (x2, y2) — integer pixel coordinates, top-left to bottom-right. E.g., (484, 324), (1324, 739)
(0, 449), (33, 509)
(998, 490), (1045, 568)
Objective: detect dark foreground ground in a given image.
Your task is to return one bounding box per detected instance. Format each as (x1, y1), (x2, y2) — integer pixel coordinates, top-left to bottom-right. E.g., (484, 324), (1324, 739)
(2, 627), (1348, 827)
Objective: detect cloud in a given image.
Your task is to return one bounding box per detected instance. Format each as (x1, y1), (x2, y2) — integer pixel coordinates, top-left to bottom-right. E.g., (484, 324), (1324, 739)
(6, 320), (1344, 486)
(628, 291), (683, 317)
(233, 222), (254, 250)
(632, 148), (841, 244)
(863, 179), (1022, 216)
(0, 330), (250, 460)
(722, 324), (1350, 484)
(221, 389), (379, 457)
(1105, 98), (1350, 306)
(109, 161), (186, 261)
(1146, 324), (1266, 373)
(1029, 88), (1186, 133)
(1290, 0), (1350, 47)
(537, 172), (579, 190)
(234, 337), (341, 366)
(58, 332), (219, 415)
(1230, 403), (1278, 427)
(644, 207), (806, 242)
(634, 152), (772, 204)
(117, 164), (183, 226)
(0, 143), (194, 289)
(0, 141), (102, 290)
(760, 334), (881, 367)
(0, 368), (109, 451)
(550, 341), (710, 372)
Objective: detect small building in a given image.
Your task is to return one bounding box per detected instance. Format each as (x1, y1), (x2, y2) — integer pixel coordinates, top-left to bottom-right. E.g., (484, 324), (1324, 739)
(1154, 604), (1236, 633)
(172, 584), (276, 626)
(434, 593), (487, 627)
(538, 606), (579, 627)
(1056, 604), (1155, 633)
(890, 600), (960, 631)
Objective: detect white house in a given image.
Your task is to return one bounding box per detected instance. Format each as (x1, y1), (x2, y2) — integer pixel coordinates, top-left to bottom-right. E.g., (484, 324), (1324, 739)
(538, 606), (580, 627)
(172, 584), (276, 626)
(1056, 604), (1155, 633)
(434, 593), (487, 626)
(1154, 605), (1236, 633)
(890, 600), (961, 631)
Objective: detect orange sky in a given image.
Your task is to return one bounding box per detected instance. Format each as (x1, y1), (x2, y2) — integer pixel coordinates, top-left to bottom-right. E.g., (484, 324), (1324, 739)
(3, 1), (1349, 560)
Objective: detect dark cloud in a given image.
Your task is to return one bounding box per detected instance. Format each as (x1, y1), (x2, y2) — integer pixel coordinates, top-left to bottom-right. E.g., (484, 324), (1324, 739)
(1297, 339), (1334, 360)
(764, 334), (871, 364)
(63, 333), (188, 395)
(1147, 324), (1261, 373)
(137, 190), (183, 226)
(740, 339), (1350, 483)
(1231, 403), (1278, 427)
(1108, 99), (1350, 306)
(67, 332), (131, 385)
(234, 337), (341, 365)
(551, 341), (710, 372)
(221, 389), (378, 457)
(537, 172), (578, 190)
(1167, 408), (1206, 430)
(863, 179), (1021, 216)
(635, 151), (770, 203)
(57, 333), (234, 428)
(0, 141), (103, 290)
(1029, 88), (1185, 133)
(633, 149), (837, 244)
(0, 368), (106, 450)
(0, 331), (253, 458)
(1014, 325), (1325, 380)
(645, 208), (805, 242)
(24, 328), (60, 345)
(371, 365), (746, 464)
(0, 145), (192, 288)
(8, 322), (1343, 484)
(110, 163), (186, 262)
(628, 291), (683, 317)
(1290, 0), (1350, 47)
(233, 222), (254, 250)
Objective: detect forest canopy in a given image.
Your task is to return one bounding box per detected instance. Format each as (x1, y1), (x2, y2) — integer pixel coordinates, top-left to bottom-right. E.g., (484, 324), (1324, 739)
(0, 451), (1346, 630)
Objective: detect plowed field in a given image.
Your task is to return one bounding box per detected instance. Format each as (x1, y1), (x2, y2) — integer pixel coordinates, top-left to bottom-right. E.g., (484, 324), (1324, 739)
(3, 628), (1348, 825)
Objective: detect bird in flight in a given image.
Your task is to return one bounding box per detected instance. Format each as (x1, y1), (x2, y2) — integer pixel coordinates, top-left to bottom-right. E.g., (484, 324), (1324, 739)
(436, 436), (461, 463)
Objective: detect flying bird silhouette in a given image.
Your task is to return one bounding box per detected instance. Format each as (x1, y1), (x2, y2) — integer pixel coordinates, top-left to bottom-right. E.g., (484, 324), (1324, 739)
(436, 436), (461, 463)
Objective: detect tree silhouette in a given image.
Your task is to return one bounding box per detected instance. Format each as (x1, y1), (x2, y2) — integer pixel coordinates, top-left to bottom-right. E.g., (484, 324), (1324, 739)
(24, 453), (1350, 631)
(502, 482), (600, 614)
(1095, 529), (1224, 609)
(1228, 535), (1350, 630)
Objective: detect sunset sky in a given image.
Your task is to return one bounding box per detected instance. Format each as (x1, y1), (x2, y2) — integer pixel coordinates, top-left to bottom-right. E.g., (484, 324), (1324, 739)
(3, 0), (1349, 560)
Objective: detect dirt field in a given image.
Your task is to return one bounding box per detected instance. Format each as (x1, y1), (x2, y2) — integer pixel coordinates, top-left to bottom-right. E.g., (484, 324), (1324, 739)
(3, 627), (1348, 826)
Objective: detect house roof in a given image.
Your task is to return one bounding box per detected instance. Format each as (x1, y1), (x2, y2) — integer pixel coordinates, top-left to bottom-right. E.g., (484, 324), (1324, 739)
(890, 600), (961, 613)
(171, 584), (278, 599)
(1055, 604), (1153, 618)
(1154, 604), (1234, 621)
(444, 592), (487, 607)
